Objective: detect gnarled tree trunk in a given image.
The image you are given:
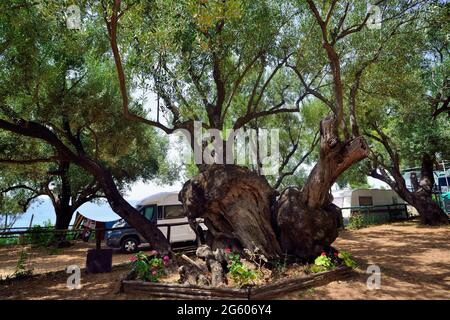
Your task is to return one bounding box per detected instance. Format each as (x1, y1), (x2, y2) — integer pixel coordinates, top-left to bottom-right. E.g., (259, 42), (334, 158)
(179, 165), (281, 259)
(371, 153), (448, 226)
(179, 117), (369, 260)
(402, 154), (448, 225)
(275, 116), (368, 258)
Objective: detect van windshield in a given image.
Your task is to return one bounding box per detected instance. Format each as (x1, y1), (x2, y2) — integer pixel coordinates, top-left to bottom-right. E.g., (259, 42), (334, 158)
(143, 206), (155, 221)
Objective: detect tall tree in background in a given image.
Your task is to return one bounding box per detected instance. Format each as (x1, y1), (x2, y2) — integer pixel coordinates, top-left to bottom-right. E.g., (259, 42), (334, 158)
(361, 1), (449, 225)
(0, 1), (175, 252)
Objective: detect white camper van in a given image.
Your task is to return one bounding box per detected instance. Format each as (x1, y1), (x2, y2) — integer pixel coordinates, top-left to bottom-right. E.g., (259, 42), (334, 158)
(332, 188), (407, 225)
(106, 191), (205, 252)
(136, 191), (202, 243)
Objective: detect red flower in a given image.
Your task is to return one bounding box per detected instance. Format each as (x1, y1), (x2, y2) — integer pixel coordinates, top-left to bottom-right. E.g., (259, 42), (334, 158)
(129, 256), (137, 262)
(334, 252), (338, 257)
(225, 248), (232, 254)
(321, 252), (326, 256)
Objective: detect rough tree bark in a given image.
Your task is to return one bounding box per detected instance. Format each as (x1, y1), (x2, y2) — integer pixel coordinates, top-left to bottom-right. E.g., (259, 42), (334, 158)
(371, 153), (448, 226)
(54, 161), (73, 231)
(410, 154), (448, 225)
(274, 116), (368, 259)
(179, 165), (281, 259)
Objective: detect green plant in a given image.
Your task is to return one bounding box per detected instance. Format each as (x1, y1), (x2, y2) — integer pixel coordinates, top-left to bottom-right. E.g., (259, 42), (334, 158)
(348, 213), (366, 230)
(338, 251), (357, 269)
(0, 237), (18, 246)
(13, 250), (33, 278)
(130, 251), (169, 282)
(309, 252), (337, 273)
(25, 220), (57, 247)
(227, 252), (260, 288)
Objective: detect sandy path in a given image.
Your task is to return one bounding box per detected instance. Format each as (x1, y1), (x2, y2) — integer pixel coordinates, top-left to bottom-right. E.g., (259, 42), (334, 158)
(0, 221), (449, 300)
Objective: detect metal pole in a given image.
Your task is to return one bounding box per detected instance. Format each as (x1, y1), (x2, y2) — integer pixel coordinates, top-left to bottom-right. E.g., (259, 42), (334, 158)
(167, 225), (171, 244)
(443, 161), (449, 190)
(28, 214), (34, 229)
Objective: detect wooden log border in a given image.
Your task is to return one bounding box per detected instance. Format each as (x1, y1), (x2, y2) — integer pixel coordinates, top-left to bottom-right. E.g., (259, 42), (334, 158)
(120, 266), (353, 300)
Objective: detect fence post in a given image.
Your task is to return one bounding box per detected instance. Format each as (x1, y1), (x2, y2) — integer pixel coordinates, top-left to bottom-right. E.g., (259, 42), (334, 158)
(95, 228), (102, 249)
(167, 225), (171, 244)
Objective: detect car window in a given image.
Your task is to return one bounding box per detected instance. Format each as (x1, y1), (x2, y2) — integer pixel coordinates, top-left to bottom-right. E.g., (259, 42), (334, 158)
(144, 206), (155, 221)
(163, 205), (185, 219)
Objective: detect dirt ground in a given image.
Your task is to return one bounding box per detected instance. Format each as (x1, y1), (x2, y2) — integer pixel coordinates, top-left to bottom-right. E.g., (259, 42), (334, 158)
(0, 220), (449, 300)
(0, 241), (135, 278)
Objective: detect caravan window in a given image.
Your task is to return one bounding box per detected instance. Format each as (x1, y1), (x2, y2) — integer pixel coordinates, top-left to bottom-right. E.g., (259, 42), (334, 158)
(163, 205), (185, 219)
(358, 196), (373, 206)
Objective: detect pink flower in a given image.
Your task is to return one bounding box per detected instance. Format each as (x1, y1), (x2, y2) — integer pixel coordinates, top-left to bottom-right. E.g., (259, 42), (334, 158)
(163, 255), (170, 261)
(321, 252), (326, 256)
(151, 270), (157, 275)
(129, 256), (137, 262)
(334, 252), (338, 257)
(225, 248), (232, 254)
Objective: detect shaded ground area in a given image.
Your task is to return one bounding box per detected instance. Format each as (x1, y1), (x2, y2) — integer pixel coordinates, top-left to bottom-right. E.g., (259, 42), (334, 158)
(0, 242), (135, 278)
(0, 221), (449, 300)
(289, 221), (450, 300)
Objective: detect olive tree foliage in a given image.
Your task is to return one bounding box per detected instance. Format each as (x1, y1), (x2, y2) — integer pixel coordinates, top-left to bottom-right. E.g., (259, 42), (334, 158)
(0, 1), (177, 230)
(347, 0), (449, 224)
(100, 0), (307, 145)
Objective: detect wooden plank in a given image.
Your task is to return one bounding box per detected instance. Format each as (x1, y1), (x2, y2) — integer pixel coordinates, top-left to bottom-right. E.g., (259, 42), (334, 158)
(123, 283), (248, 299)
(250, 267), (353, 299)
(122, 281), (248, 298)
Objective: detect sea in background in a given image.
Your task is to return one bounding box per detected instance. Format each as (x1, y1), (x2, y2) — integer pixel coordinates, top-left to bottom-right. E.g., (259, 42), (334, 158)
(8, 198), (139, 228)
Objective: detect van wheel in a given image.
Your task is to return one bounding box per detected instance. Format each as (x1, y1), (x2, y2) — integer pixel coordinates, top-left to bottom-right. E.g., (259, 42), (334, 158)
(121, 237), (139, 253)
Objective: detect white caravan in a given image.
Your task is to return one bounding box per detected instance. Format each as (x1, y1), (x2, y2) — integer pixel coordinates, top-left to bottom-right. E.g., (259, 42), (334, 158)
(332, 188), (406, 224)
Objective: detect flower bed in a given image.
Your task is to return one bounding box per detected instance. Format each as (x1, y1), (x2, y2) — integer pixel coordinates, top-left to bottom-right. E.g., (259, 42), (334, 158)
(120, 248), (356, 299)
(121, 266), (353, 299)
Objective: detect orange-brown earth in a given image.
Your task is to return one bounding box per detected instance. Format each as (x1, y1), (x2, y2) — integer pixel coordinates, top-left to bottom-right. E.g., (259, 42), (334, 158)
(0, 221), (449, 300)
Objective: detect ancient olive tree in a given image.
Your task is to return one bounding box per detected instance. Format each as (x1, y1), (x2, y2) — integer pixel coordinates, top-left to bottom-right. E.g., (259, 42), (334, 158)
(103, 0), (427, 259)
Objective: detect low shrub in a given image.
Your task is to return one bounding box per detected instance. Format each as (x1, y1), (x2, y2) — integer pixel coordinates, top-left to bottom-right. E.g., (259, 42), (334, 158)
(308, 249), (357, 273)
(0, 237), (18, 246)
(348, 213), (366, 230)
(227, 251), (260, 288)
(13, 250), (33, 279)
(130, 251), (170, 282)
(338, 251), (357, 269)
